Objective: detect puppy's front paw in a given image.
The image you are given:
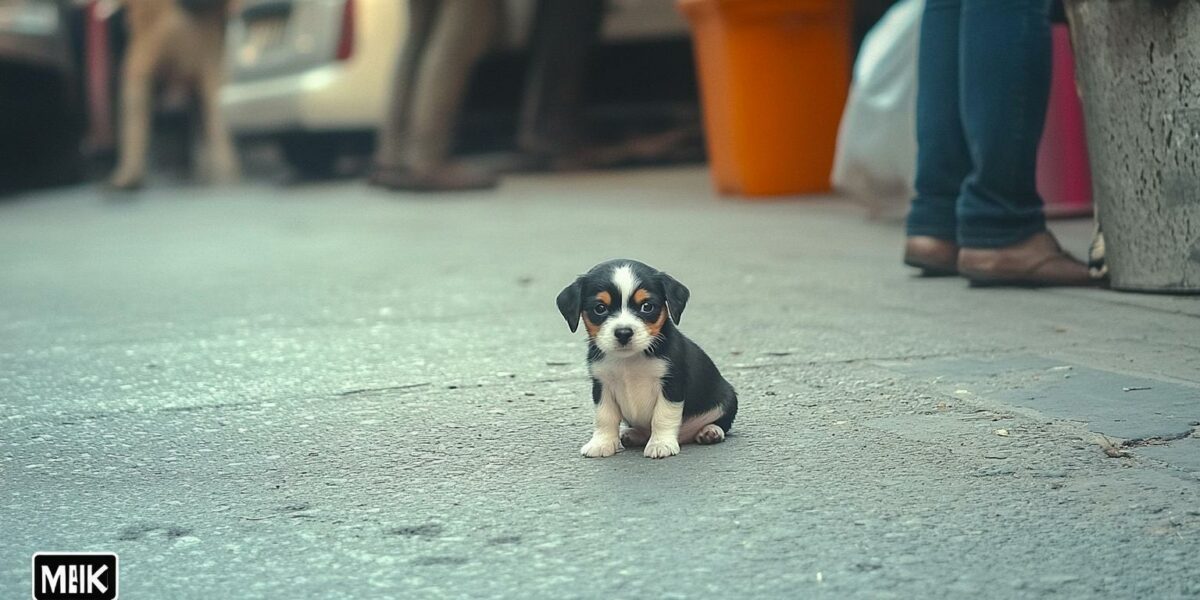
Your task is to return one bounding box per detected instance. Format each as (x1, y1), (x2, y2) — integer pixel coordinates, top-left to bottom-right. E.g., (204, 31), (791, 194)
(580, 436), (623, 458)
(643, 437), (680, 459)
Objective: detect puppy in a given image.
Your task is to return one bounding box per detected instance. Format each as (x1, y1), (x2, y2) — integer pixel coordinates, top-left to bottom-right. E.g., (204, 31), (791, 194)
(110, 0), (240, 189)
(556, 260), (737, 459)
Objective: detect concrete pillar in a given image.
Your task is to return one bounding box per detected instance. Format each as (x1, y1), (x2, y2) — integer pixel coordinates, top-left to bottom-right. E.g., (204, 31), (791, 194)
(1065, 0), (1200, 292)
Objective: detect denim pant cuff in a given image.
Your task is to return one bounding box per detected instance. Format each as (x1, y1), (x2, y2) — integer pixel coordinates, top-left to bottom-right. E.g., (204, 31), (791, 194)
(957, 218), (1047, 248)
(906, 196), (958, 241)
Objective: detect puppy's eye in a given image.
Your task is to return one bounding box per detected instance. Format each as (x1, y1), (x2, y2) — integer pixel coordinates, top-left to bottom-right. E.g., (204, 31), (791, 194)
(593, 304), (608, 316)
(639, 302), (656, 314)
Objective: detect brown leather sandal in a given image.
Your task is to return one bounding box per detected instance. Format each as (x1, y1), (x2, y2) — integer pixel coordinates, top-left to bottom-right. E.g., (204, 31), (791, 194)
(958, 231), (1102, 287)
(904, 236), (960, 277)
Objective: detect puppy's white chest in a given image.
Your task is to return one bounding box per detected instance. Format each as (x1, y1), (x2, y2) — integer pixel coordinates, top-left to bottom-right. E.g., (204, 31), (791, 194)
(591, 356), (668, 429)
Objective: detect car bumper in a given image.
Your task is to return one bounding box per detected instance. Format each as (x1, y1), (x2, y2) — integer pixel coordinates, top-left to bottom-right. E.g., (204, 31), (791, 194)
(221, 61), (387, 135)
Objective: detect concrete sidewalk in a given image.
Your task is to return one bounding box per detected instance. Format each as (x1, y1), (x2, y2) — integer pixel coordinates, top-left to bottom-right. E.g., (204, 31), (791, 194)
(1, 167), (1197, 598)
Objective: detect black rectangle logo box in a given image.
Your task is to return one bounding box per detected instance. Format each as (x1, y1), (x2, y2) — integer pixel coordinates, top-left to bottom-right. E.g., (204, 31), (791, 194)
(32, 553), (118, 600)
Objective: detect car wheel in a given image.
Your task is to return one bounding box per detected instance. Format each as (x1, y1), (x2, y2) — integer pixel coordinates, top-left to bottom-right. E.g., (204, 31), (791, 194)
(0, 65), (85, 192)
(280, 134), (342, 179)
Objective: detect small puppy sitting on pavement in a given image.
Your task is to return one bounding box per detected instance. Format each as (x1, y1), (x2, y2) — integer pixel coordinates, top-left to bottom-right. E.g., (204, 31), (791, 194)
(109, 0), (240, 189)
(556, 260), (738, 459)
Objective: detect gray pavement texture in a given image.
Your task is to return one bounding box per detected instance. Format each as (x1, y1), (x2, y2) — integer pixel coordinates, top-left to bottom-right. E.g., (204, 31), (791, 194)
(2, 167), (1199, 599)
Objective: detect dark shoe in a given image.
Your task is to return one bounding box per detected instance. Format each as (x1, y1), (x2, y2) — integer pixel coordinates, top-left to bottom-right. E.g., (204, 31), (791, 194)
(368, 163), (498, 192)
(958, 231), (1098, 287)
(904, 236), (960, 276)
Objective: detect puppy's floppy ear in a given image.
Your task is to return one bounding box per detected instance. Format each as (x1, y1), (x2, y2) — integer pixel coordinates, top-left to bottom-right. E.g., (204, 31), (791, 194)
(556, 277), (584, 332)
(659, 272), (690, 324)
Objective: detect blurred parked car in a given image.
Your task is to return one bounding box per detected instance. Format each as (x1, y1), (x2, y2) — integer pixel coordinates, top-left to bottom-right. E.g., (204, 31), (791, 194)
(0, 0), (84, 191)
(221, 0), (691, 175)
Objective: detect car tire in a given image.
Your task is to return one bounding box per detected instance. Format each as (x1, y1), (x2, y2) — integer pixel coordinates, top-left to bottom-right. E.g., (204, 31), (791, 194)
(280, 134), (342, 179)
(0, 64), (85, 193)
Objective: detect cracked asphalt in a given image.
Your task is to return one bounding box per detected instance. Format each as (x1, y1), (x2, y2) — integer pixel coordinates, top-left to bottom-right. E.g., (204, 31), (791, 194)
(2, 167), (1199, 598)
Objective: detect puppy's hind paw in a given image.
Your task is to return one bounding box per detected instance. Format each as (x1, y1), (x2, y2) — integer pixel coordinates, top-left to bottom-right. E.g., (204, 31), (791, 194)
(581, 436), (623, 458)
(694, 424), (726, 445)
(643, 437), (680, 459)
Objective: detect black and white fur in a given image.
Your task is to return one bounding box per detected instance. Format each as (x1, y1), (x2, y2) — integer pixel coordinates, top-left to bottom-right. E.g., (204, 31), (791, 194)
(556, 260), (738, 459)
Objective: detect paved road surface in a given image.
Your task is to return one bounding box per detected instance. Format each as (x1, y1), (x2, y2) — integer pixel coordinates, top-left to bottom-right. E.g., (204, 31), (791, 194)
(2, 169), (1198, 598)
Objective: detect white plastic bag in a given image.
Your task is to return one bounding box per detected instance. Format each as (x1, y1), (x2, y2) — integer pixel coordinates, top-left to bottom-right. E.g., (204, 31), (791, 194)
(831, 0), (923, 220)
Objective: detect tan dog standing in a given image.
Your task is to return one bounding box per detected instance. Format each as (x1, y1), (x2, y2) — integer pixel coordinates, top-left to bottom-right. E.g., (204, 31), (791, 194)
(110, 0), (239, 189)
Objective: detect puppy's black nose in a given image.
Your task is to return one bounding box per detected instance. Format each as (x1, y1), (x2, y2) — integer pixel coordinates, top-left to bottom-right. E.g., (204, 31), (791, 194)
(613, 327), (634, 345)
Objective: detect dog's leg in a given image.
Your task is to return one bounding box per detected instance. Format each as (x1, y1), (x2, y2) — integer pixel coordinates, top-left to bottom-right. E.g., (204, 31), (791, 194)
(197, 31), (238, 184)
(111, 18), (171, 189)
(580, 388), (623, 458)
(644, 395), (682, 459)
(675, 407), (724, 445)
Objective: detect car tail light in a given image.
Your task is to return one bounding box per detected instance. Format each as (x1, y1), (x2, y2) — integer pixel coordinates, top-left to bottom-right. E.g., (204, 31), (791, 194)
(336, 0), (355, 61)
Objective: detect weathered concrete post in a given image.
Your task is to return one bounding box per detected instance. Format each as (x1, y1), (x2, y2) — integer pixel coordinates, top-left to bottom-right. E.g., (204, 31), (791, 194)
(1065, 0), (1200, 292)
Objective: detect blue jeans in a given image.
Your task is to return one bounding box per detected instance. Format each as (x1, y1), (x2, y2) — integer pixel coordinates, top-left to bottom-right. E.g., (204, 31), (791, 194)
(906, 0), (1052, 248)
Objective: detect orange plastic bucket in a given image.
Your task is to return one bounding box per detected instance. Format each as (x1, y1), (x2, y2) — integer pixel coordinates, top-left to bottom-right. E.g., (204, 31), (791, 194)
(678, 0), (851, 197)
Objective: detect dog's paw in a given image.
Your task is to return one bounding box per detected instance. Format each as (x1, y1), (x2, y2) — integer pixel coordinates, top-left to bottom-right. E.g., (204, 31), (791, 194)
(620, 428), (650, 447)
(580, 436), (623, 458)
(694, 424), (726, 445)
(643, 437), (680, 459)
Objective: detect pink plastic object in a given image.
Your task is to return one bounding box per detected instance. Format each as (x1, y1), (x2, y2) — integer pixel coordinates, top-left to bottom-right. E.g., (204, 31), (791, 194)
(1037, 24), (1093, 218)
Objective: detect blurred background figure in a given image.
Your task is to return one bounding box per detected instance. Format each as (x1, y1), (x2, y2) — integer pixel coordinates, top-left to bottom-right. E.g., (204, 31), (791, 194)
(515, 0), (604, 169)
(109, 0), (239, 189)
(514, 0), (703, 173)
(1, 0), (905, 195)
(903, 0), (1093, 286)
(369, 0), (501, 192)
(0, 0), (726, 193)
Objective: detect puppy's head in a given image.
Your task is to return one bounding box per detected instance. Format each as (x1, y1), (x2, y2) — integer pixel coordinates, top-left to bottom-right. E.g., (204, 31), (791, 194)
(556, 260), (689, 356)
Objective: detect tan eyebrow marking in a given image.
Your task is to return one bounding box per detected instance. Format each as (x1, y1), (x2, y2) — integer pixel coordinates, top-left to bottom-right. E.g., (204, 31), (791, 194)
(645, 309), (667, 338)
(583, 314), (600, 338)
(596, 291), (612, 305)
(633, 289), (650, 303)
